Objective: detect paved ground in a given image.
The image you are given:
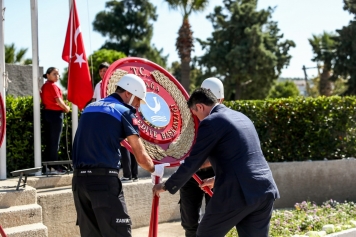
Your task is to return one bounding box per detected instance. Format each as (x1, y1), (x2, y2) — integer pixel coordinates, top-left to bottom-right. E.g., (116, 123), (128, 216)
(132, 221), (185, 237)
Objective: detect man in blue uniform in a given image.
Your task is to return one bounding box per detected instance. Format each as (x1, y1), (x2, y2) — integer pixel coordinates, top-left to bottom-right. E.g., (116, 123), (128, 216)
(72, 74), (165, 237)
(153, 88), (279, 237)
(179, 77), (224, 237)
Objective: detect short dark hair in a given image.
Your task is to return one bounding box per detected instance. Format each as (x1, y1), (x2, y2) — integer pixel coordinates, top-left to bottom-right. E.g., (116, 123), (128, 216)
(99, 62), (110, 71)
(187, 88), (218, 109)
(115, 86), (126, 93)
(43, 67), (57, 79)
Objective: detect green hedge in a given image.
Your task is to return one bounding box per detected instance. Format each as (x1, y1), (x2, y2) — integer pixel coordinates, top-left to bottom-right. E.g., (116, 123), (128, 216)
(224, 96), (356, 162)
(4, 96), (356, 176)
(6, 96), (75, 176)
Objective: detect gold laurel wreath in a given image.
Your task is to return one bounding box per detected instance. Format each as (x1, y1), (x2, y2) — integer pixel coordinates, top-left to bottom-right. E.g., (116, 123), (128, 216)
(106, 69), (195, 160)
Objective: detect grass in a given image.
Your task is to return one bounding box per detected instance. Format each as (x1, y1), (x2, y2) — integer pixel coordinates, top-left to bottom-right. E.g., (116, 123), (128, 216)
(226, 200), (356, 237)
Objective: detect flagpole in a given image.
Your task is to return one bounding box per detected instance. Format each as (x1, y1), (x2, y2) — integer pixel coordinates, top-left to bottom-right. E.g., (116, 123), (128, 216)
(30, 0), (42, 176)
(0, 0), (7, 180)
(69, 0), (78, 142)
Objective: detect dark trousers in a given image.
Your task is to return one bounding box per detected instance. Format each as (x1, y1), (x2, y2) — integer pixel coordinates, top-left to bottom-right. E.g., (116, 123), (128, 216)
(42, 109), (63, 171)
(197, 197), (275, 237)
(179, 168), (215, 237)
(72, 173), (132, 237)
(120, 146), (138, 179)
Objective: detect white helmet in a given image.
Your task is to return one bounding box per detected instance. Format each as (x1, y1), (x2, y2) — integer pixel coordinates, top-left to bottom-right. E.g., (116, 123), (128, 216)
(117, 74), (147, 105)
(201, 77), (224, 99)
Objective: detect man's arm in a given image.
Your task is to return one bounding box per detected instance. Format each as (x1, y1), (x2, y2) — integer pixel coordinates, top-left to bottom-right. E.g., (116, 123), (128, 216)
(159, 122), (217, 195)
(126, 135), (155, 173)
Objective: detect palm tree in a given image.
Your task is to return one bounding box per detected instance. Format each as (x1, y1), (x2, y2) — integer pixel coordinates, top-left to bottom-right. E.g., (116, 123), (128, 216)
(308, 32), (336, 96)
(5, 43), (32, 65)
(165, 0), (208, 92)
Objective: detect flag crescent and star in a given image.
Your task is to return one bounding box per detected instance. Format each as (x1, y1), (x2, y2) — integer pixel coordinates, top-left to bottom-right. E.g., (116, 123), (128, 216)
(62, 0), (93, 110)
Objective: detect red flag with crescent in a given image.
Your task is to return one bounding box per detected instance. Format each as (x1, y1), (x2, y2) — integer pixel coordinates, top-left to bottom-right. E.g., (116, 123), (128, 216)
(62, 0), (92, 110)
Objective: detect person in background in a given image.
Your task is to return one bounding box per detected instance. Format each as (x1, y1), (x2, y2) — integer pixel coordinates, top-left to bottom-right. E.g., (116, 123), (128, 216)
(72, 74), (166, 237)
(92, 62), (110, 102)
(153, 88), (279, 237)
(40, 67), (70, 175)
(179, 77), (224, 237)
(91, 62), (139, 182)
(120, 151), (139, 183)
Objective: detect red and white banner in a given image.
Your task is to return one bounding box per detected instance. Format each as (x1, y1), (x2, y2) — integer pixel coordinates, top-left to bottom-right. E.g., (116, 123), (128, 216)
(62, 0), (92, 110)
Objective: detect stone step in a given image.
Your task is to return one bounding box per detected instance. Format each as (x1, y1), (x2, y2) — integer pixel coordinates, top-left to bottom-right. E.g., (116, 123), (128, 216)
(35, 178), (180, 236)
(3, 223), (48, 237)
(0, 204), (42, 228)
(0, 181), (37, 208)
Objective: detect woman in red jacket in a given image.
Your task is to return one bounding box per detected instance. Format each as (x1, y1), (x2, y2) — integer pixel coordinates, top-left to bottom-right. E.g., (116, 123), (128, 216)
(40, 67), (70, 174)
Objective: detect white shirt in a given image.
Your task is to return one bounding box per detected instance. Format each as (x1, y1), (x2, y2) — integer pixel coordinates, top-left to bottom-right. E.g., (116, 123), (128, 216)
(93, 80), (102, 101)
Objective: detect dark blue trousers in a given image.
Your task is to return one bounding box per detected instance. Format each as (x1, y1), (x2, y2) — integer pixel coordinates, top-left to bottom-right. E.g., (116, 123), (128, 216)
(72, 174), (131, 237)
(179, 168), (215, 237)
(120, 146), (138, 179)
(197, 197), (274, 237)
(42, 109), (63, 170)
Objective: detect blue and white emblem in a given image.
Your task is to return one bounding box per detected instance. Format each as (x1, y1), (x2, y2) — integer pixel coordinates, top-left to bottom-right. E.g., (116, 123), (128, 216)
(139, 92), (171, 128)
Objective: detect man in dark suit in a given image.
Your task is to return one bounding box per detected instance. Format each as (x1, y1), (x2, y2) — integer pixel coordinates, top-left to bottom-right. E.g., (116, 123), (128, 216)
(153, 88), (279, 237)
(179, 77), (224, 237)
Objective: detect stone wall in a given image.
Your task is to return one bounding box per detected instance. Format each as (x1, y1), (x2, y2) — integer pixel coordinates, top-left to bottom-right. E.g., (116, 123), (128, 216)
(271, 159), (356, 208)
(33, 159), (356, 236)
(6, 64), (43, 97)
(36, 179), (180, 237)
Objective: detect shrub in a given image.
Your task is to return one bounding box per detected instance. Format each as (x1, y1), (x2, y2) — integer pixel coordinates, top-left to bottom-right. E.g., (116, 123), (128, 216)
(224, 96), (356, 162)
(4, 95), (356, 175)
(5, 96), (75, 176)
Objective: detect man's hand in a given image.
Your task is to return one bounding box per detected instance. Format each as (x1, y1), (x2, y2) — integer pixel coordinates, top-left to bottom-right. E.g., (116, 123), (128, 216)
(151, 163), (169, 184)
(152, 183), (166, 197)
(199, 177), (215, 191)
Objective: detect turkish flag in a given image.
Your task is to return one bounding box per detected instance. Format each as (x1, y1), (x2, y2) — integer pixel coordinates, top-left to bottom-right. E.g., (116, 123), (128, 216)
(62, 0), (93, 110)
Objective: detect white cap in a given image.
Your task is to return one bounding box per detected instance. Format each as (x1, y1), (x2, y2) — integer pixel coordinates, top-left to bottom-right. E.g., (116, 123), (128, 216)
(117, 74), (147, 103)
(201, 77), (224, 99)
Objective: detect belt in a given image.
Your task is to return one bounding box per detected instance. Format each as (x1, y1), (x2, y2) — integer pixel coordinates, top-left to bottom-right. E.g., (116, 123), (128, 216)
(74, 168), (119, 177)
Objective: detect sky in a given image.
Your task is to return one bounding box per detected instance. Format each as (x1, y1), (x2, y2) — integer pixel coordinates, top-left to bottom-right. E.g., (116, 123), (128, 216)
(2, 0), (354, 82)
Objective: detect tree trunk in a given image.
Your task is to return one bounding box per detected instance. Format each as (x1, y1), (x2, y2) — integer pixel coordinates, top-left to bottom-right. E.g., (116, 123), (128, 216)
(176, 18), (193, 93)
(235, 81), (241, 100)
(319, 69), (332, 96)
(181, 59), (190, 93)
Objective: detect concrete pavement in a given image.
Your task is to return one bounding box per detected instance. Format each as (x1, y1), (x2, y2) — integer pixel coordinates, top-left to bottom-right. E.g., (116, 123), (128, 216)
(132, 221), (185, 237)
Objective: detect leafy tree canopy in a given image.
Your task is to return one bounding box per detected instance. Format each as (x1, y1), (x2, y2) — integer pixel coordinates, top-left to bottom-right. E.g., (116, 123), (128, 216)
(308, 32), (337, 96)
(197, 0), (295, 100)
(267, 80), (300, 99)
(309, 32), (337, 71)
(93, 0), (167, 67)
(5, 43), (32, 65)
(343, 0), (356, 14)
(60, 49), (126, 90)
(332, 0), (356, 95)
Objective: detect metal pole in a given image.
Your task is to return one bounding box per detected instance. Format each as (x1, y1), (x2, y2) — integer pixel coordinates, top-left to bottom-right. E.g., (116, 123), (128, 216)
(0, 0), (6, 180)
(68, 0), (78, 142)
(72, 105), (78, 142)
(302, 65), (309, 97)
(30, 0), (41, 176)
